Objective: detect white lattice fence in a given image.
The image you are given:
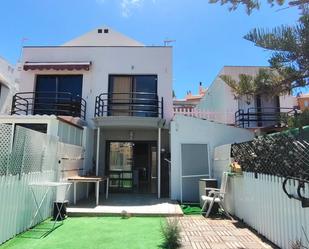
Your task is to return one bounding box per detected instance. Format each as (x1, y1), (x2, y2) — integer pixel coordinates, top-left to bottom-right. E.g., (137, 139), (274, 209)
(0, 124), (60, 245)
(0, 124), (13, 176)
(0, 124), (87, 245)
(0, 124), (59, 176)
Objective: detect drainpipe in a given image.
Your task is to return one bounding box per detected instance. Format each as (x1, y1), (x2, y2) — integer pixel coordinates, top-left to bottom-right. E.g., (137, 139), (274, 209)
(96, 127), (100, 176)
(157, 127), (161, 198)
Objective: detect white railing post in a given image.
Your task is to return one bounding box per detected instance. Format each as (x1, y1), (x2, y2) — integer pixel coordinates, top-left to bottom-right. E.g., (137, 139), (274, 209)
(157, 127), (161, 199)
(96, 128), (100, 176)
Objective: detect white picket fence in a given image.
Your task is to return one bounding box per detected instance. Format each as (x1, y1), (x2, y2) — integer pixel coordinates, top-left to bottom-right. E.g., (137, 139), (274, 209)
(0, 171), (56, 244)
(225, 172), (309, 249)
(0, 124), (84, 245)
(173, 107), (235, 124)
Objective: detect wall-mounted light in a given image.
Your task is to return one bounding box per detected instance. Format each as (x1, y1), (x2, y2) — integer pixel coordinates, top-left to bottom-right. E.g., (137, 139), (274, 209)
(129, 131), (134, 140)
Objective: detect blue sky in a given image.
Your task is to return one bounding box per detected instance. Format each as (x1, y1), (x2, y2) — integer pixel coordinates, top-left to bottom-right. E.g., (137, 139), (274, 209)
(0, 0), (301, 98)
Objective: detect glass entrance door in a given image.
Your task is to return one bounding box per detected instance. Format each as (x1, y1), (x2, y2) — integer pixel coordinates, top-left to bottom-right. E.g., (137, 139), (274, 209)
(108, 142), (134, 191)
(107, 141), (157, 193)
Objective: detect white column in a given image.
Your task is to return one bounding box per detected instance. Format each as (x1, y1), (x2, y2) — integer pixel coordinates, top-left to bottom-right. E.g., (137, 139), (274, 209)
(73, 182), (77, 205)
(157, 127), (161, 199)
(96, 181), (100, 206)
(96, 127), (100, 176)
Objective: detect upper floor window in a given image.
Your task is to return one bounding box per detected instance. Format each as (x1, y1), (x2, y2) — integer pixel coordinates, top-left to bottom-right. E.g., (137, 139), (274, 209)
(34, 75), (83, 116)
(108, 75), (158, 117)
(36, 75), (82, 96)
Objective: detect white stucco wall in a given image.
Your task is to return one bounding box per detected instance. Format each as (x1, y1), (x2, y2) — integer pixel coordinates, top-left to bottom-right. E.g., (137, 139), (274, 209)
(0, 57), (18, 114)
(279, 95), (298, 109)
(196, 76), (238, 122)
(170, 115), (254, 201)
(19, 46), (173, 127)
(213, 144), (232, 184)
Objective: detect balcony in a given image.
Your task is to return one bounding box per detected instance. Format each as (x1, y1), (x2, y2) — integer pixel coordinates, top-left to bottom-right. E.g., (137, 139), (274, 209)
(95, 92), (163, 118)
(235, 107), (297, 128)
(11, 92), (86, 120)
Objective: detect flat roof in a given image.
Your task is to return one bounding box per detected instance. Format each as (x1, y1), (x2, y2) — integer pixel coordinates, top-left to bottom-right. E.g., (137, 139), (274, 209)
(23, 45), (172, 48)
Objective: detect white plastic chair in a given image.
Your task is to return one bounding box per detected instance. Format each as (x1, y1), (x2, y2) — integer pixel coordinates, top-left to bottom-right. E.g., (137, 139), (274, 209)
(201, 172), (233, 219)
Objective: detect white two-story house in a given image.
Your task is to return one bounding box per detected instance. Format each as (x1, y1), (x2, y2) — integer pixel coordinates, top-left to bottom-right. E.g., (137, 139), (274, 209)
(196, 66), (298, 130)
(5, 27), (173, 198)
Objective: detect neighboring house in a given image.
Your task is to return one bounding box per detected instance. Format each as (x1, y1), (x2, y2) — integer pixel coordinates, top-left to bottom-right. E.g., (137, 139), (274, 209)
(0, 56), (17, 114)
(297, 93), (309, 111)
(3, 27), (173, 198)
(196, 66), (298, 130)
(173, 82), (206, 111)
(170, 115), (254, 202)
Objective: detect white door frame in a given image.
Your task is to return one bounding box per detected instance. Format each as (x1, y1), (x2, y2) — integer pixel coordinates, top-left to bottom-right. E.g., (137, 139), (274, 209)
(179, 142), (211, 203)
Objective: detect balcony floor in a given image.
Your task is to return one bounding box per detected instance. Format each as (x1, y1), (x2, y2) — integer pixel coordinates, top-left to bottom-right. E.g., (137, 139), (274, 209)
(93, 116), (166, 129)
(67, 193), (183, 217)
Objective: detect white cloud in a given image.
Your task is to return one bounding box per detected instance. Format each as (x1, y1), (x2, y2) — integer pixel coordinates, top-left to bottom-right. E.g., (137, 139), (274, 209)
(120, 0), (143, 17)
(95, 0), (156, 17)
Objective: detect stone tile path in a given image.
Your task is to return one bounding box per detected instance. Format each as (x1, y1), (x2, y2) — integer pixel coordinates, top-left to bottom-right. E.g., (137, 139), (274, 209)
(175, 216), (276, 249)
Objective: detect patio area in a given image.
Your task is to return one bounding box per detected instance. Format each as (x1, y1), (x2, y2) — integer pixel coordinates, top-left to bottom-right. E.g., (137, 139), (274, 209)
(0, 216), (277, 249)
(178, 216), (277, 249)
(67, 193), (183, 216)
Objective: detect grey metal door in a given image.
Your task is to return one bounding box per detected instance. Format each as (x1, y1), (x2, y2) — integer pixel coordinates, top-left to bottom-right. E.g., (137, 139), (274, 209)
(181, 144), (210, 203)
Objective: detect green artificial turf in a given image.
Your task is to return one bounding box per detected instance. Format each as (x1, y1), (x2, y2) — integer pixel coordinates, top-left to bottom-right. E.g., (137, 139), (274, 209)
(0, 217), (165, 249)
(181, 203), (202, 215)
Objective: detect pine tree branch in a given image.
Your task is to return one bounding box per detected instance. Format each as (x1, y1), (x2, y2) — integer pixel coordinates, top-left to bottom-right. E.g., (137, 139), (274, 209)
(208, 0), (308, 14)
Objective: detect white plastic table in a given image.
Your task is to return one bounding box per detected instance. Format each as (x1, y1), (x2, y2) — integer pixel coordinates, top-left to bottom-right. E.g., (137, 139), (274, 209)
(67, 176), (109, 206)
(28, 182), (71, 236)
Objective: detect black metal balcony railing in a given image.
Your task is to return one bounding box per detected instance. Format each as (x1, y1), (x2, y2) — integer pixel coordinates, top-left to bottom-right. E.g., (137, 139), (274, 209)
(235, 107), (297, 128)
(11, 92), (87, 120)
(95, 92), (163, 118)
